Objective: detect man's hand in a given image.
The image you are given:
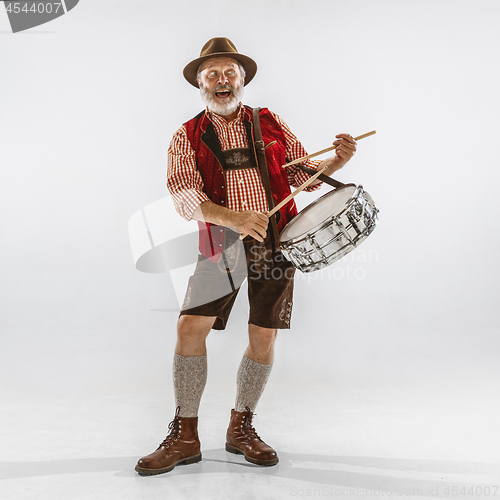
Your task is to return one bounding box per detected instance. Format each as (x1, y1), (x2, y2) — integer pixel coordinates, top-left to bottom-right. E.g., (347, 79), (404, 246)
(193, 201), (268, 242)
(331, 133), (357, 169)
(228, 210), (268, 242)
(309, 133), (357, 185)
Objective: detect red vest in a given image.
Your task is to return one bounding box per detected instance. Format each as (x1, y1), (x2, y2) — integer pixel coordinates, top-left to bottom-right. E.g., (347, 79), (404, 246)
(184, 106), (298, 262)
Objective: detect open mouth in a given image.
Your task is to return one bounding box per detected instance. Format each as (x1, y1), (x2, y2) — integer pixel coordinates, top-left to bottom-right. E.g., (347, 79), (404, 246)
(215, 90), (231, 99)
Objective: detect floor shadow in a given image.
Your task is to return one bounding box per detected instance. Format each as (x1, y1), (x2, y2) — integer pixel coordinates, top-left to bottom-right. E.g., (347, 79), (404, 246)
(1, 450), (498, 498)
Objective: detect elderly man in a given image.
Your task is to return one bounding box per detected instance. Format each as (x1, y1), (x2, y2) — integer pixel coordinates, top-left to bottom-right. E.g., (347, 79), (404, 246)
(135, 38), (356, 476)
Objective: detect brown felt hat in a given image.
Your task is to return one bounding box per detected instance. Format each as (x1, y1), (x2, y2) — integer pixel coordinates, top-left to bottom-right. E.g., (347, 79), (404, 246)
(183, 37), (257, 88)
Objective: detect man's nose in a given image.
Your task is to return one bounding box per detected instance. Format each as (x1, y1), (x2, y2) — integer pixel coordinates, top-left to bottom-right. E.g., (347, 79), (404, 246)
(217, 74), (229, 84)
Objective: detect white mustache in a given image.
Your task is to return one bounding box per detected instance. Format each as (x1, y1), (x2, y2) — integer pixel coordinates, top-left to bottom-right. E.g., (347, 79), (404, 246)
(213, 84), (233, 93)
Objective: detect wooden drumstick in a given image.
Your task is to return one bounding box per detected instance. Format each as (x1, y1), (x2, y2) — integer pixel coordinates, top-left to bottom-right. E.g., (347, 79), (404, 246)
(282, 130), (377, 168)
(240, 130), (376, 239)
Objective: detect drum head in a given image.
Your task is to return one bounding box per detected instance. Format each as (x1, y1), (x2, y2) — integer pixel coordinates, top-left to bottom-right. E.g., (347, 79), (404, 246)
(280, 184), (357, 241)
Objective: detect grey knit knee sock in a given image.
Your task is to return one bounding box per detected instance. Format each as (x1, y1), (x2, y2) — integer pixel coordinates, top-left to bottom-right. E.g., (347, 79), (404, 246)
(234, 355), (273, 413)
(173, 353), (207, 418)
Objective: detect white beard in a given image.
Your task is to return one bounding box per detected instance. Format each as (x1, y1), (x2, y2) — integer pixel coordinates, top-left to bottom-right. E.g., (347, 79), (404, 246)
(200, 81), (244, 117)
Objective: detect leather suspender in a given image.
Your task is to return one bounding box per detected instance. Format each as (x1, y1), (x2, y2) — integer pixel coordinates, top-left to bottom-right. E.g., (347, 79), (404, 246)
(295, 164), (346, 189)
(252, 107), (280, 250)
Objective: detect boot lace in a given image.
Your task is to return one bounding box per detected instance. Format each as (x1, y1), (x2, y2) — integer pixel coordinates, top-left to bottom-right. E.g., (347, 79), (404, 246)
(242, 406), (262, 441)
(158, 406), (181, 454)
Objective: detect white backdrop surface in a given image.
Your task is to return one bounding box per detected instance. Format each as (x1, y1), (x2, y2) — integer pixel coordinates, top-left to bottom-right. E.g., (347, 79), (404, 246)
(1, 0), (499, 431)
(2, 2), (500, 499)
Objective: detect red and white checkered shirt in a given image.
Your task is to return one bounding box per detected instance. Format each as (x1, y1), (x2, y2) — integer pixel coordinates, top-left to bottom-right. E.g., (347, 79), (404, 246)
(167, 104), (322, 220)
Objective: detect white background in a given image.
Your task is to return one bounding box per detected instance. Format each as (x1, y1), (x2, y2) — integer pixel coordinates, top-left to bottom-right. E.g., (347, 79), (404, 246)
(1, 1), (500, 497)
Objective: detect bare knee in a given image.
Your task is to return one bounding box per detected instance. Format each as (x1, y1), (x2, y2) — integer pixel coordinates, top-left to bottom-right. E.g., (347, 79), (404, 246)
(176, 315), (215, 356)
(246, 324), (277, 363)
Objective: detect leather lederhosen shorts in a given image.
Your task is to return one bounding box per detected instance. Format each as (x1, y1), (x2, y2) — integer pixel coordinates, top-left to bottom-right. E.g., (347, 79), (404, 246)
(179, 230), (295, 330)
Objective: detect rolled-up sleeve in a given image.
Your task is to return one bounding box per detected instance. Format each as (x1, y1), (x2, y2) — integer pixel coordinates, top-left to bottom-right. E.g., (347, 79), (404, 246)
(269, 111), (323, 192)
(167, 125), (210, 221)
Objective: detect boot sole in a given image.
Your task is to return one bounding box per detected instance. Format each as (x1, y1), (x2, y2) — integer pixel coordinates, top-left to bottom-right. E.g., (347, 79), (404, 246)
(135, 453), (202, 476)
(225, 443), (279, 466)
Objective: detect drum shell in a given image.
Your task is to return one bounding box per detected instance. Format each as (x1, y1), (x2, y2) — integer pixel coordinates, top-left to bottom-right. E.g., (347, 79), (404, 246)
(279, 185), (378, 273)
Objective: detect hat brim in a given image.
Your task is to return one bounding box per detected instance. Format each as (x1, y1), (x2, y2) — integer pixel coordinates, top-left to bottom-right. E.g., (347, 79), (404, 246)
(183, 53), (257, 88)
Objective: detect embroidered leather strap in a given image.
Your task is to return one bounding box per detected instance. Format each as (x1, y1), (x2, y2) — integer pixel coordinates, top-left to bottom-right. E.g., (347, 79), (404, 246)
(252, 107), (280, 251)
(221, 148), (256, 171)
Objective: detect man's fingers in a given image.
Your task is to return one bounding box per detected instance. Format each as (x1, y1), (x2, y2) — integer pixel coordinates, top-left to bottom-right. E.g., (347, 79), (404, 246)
(248, 218), (268, 238)
(335, 150), (351, 162)
(335, 133), (357, 145)
(333, 135), (357, 164)
(336, 144), (356, 155)
(253, 211), (269, 224)
(247, 227), (267, 242)
(238, 211), (269, 241)
(333, 138), (357, 151)
(248, 211), (269, 229)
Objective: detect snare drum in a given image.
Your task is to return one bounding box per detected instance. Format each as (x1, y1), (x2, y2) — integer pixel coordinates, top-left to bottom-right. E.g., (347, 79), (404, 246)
(279, 184), (378, 273)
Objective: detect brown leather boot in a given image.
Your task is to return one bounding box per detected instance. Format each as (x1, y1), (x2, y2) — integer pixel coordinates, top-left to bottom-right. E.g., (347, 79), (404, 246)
(135, 407), (202, 475)
(225, 407), (279, 466)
